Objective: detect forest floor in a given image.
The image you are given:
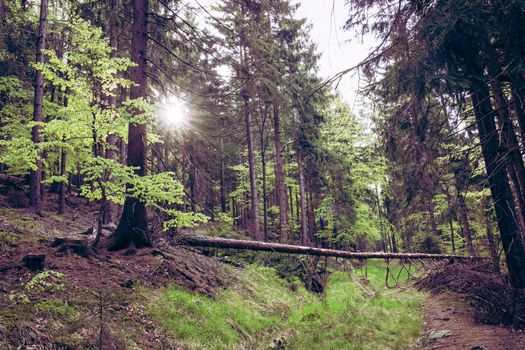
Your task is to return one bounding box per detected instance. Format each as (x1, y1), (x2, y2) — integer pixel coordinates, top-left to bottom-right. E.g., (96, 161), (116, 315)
(0, 199), (524, 349)
(422, 293), (525, 350)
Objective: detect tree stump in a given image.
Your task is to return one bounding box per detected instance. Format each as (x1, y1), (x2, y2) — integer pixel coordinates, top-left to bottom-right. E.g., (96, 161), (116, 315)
(23, 254), (45, 271)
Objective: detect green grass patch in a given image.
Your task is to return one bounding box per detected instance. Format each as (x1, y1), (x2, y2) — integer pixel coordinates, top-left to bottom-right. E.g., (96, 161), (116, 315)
(148, 262), (425, 350)
(35, 298), (77, 318)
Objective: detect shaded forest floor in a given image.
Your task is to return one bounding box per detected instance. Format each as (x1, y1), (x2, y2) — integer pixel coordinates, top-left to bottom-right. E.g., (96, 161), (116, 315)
(422, 293), (525, 350)
(0, 202), (523, 349)
(0, 202), (231, 348)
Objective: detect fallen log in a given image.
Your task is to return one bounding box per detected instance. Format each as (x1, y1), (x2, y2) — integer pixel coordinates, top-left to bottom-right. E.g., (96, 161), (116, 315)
(176, 234), (486, 261)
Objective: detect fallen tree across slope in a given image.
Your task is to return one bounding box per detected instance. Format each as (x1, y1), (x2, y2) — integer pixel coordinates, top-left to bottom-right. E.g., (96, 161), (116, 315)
(176, 234), (486, 261)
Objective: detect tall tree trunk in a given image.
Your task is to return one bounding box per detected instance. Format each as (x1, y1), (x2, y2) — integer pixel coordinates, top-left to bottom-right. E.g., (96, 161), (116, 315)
(510, 89), (525, 154)
(307, 187), (317, 245)
(103, 0), (119, 224)
(456, 187), (476, 255)
(243, 95), (261, 240)
(482, 197), (501, 274)
(40, 149), (47, 199)
(471, 88), (525, 288)
(489, 75), (525, 237)
(297, 152), (309, 246)
(376, 188), (389, 252)
(509, 66), (525, 152)
(507, 165), (525, 236)
(427, 200), (439, 238)
(108, 0), (150, 251)
(288, 186), (294, 221)
(295, 191), (300, 223)
(232, 197), (235, 226)
(273, 102), (288, 241)
(220, 137), (227, 213)
(444, 188), (456, 253)
(390, 226), (398, 253)
(29, 0), (48, 210)
(58, 140), (67, 215)
(189, 151), (197, 213)
(260, 124), (268, 241)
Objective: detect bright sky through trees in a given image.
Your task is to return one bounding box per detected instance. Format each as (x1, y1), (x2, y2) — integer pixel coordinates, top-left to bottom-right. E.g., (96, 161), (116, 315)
(192, 0), (375, 106)
(295, 0), (376, 106)
(159, 96), (191, 129)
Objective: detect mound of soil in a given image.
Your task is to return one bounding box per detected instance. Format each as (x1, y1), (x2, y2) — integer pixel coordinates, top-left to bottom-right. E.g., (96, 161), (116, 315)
(423, 293), (525, 350)
(416, 263), (525, 327)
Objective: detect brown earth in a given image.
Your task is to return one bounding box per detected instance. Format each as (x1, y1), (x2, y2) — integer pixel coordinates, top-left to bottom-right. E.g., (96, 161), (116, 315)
(422, 293), (525, 350)
(0, 202), (233, 349)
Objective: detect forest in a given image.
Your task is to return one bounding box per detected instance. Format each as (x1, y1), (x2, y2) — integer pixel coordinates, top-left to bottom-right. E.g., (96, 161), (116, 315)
(1, 0), (525, 349)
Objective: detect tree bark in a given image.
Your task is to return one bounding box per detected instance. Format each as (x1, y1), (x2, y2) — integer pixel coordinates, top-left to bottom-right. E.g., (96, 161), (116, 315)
(220, 137), (227, 213)
(307, 185), (317, 244)
(456, 187), (476, 256)
(58, 139), (66, 215)
(288, 186), (294, 221)
(260, 120), (268, 241)
(471, 88), (525, 288)
(506, 165), (525, 236)
(189, 150), (197, 213)
(509, 69), (525, 154)
(29, 0), (48, 210)
(427, 201), (439, 238)
(108, 0), (150, 251)
(489, 75), (525, 237)
(243, 95), (261, 240)
(297, 152), (309, 246)
(510, 89), (525, 154)
(482, 197), (501, 274)
(273, 102), (288, 241)
(177, 234), (486, 261)
(103, 0), (119, 225)
(444, 188), (456, 253)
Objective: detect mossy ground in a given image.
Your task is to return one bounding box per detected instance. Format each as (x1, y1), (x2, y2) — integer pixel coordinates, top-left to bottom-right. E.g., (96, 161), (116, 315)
(148, 261), (425, 350)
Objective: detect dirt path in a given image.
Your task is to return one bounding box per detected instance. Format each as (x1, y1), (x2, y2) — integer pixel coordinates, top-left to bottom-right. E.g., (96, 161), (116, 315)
(422, 293), (525, 350)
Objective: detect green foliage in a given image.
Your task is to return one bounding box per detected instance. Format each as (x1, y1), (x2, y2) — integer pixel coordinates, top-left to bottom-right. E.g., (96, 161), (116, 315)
(217, 212), (234, 225)
(25, 270), (65, 293)
(0, 76), (37, 175)
(80, 158), (208, 229)
(35, 299), (76, 318)
(0, 16), (200, 230)
(8, 270), (65, 305)
(315, 95), (388, 246)
(348, 202), (383, 242)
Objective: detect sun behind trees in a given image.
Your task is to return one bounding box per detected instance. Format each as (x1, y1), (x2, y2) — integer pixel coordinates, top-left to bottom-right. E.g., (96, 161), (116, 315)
(3, 0), (525, 348)
(1, 0), (525, 298)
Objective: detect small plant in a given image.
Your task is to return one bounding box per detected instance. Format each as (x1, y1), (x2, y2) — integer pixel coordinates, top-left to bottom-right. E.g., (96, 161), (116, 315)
(35, 299), (76, 318)
(8, 292), (29, 304)
(25, 270), (65, 293)
(9, 270), (66, 305)
(217, 212), (234, 226)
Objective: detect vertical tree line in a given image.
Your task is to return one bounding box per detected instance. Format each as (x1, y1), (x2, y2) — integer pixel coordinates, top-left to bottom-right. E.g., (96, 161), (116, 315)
(344, 0), (525, 287)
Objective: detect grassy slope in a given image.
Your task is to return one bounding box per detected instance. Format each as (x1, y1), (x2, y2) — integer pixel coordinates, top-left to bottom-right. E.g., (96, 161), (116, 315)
(148, 262), (425, 350)
(0, 208), (424, 349)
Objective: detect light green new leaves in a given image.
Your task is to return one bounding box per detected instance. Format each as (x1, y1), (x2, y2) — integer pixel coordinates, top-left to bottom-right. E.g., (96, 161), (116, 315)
(80, 158), (208, 229)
